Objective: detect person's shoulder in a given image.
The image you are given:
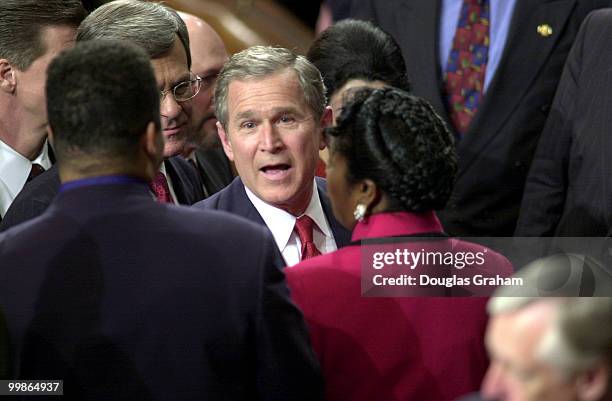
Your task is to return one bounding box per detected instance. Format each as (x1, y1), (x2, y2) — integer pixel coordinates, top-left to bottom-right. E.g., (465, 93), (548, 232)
(193, 176), (244, 210)
(13, 166), (60, 200)
(285, 245), (358, 282)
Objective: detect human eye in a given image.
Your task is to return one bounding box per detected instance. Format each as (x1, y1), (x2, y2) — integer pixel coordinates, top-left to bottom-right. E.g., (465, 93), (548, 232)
(278, 114), (296, 124)
(173, 81), (192, 98)
(240, 121), (256, 130)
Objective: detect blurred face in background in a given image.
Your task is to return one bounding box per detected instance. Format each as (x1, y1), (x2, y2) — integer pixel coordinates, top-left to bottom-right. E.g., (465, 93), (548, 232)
(482, 302), (579, 401)
(180, 13), (228, 151)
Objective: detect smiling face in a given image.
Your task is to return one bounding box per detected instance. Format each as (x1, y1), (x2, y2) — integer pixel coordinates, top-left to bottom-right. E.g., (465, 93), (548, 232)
(150, 37), (193, 158)
(218, 69), (328, 215)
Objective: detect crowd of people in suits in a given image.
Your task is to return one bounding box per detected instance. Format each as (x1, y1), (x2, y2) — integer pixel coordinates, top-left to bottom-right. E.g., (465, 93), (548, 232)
(1, 0), (612, 400)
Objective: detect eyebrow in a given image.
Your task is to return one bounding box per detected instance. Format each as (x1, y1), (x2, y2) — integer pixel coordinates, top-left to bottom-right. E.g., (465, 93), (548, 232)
(233, 107), (304, 121)
(160, 72), (192, 90)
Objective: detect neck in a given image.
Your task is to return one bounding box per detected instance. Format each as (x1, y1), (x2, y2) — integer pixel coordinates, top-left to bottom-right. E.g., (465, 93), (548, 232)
(278, 184), (314, 217)
(0, 99), (47, 160)
(58, 160), (151, 184)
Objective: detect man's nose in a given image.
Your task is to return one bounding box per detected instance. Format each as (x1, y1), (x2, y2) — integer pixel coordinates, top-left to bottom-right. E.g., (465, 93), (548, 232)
(259, 121), (283, 152)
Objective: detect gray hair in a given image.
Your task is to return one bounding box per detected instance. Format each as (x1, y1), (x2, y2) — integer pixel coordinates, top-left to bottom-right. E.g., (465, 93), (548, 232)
(0, 0), (86, 70)
(214, 45), (327, 128)
(488, 255), (612, 378)
(76, 0), (191, 67)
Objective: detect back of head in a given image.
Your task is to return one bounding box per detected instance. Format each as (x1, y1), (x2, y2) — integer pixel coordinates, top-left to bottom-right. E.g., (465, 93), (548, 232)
(76, 0), (191, 67)
(328, 87), (456, 212)
(308, 19), (410, 98)
(46, 39), (159, 163)
(214, 45), (326, 127)
(0, 0), (86, 70)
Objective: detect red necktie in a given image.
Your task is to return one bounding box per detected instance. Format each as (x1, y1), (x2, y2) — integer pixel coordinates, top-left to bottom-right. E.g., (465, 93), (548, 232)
(27, 163), (45, 182)
(444, 0), (490, 135)
(295, 215), (322, 260)
(149, 172), (172, 203)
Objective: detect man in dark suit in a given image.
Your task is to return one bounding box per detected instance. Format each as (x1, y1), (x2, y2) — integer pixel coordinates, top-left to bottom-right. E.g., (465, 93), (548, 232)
(0, 0), (86, 222)
(0, 38), (322, 400)
(516, 9), (612, 237)
(194, 46), (351, 266)
(0, 0), (206, 232)
(351, 0), (610, 236)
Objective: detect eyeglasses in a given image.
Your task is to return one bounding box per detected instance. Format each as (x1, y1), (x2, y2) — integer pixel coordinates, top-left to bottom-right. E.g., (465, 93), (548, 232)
(199, 72), (219, 91)
(159, 72), (202, 103)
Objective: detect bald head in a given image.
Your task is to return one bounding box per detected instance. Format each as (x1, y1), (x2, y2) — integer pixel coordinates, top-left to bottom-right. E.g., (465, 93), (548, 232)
(178, 12), (228, 151)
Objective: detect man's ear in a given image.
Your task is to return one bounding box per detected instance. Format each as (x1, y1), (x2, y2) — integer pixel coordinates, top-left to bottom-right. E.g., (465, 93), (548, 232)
(143, 121), (164, 169)
(0, 59), (16, 94)
(318, 106), (333, 150)
(576, 363), (609, 401)
(217, 121), (234, 161)
(46, 125), (54, 146)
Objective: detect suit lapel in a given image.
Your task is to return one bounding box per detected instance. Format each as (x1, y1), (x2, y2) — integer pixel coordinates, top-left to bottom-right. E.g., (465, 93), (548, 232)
(315, 178), (351, 248)
(458, 0), (576, 175)
(228, 178), (267, 226)
(395, 0), (451, 124)
(164, 159), (188, 205)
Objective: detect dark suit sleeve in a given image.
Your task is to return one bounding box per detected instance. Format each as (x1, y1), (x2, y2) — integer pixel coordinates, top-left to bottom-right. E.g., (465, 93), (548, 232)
(254, 232), (323, 401)
(514, 11), (591, 236)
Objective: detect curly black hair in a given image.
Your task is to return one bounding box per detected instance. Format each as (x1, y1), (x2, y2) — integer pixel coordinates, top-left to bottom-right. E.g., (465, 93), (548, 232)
(307, 19), (411, 98)
(327, 87), (457, 212)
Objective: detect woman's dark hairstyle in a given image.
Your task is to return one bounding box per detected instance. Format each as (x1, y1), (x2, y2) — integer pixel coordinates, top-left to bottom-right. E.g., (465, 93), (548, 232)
(307, 19), (411, 98)
(327, 87), (457, 212)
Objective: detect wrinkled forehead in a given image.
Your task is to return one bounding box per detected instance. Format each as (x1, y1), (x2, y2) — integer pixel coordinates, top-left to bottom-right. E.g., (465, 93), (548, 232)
(150, 37), (190, 89)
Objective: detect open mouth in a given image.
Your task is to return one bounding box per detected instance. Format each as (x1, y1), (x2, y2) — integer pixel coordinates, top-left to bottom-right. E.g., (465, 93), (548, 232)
(260, 163), (292, 178)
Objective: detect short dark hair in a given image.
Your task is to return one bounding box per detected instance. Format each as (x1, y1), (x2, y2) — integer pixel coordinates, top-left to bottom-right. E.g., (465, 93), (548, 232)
(77, 0), (191, 68)
(307, 19), (410, 98)
(47, 39), (160, 161)
(0, 0), (86, 70)
(327, 87), (456, 212)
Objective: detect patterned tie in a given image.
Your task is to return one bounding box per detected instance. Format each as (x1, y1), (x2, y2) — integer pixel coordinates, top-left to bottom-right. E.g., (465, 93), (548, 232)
(149, 172), (173, 203)
(444, 0), (490, 135)
(294, 215), (322, 260)
(27, 163), (45, 182)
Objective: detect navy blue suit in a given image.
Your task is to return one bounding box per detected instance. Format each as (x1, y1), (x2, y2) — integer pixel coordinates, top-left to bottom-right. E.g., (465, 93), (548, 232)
(0, 156), (204, 232)
(0, 180), (322, 400)
(193, 177), (352, 254)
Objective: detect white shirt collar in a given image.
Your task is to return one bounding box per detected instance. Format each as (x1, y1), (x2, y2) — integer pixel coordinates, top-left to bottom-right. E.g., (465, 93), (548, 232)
(245, 178), (333, 252)
(0, 139), (52, 216)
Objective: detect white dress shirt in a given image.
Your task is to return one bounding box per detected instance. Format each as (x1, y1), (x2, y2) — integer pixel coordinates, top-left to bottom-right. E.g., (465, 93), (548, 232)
(245, 179), (337, 266)
(0, 139), (52, 217)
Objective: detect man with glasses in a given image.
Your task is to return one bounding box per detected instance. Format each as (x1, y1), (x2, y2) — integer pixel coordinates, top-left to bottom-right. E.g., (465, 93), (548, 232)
(0, 0), (206, 231)
(179, 12), (235, 197)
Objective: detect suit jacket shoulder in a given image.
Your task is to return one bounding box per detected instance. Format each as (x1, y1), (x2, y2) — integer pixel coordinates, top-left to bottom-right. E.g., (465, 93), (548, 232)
(0, 185), (322, 400)
(165, 156), (205, 205)
(0, 165), (60, 232)
(194, 147), (234, 195)
(195, 177), (352, 248)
